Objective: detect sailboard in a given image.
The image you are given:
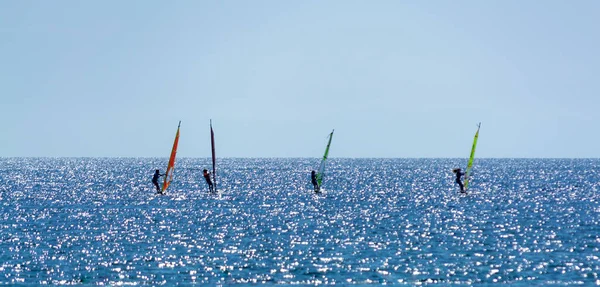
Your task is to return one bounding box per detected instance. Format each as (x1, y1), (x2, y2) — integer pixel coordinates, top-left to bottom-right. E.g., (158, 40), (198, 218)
(463, 123), (481, 191)
(316, 130), (334, 187)
(210, 120), (217, 193)
(162, 121), (181, 193)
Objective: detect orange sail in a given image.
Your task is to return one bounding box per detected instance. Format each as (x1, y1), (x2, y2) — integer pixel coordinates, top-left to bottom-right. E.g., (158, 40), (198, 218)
(162, 121), (181, 192)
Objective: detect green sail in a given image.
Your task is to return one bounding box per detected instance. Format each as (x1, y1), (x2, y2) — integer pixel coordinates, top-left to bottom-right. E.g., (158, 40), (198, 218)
(316, 130), (334, 186)
(464, 123), (481, 191)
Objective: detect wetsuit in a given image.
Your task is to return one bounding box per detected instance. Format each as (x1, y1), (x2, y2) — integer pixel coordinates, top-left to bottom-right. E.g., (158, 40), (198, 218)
(152, 171), (162, 193)
(203, 172), (214, 192)
(455, 171), (465, 193)
(311, 171), (320, 192)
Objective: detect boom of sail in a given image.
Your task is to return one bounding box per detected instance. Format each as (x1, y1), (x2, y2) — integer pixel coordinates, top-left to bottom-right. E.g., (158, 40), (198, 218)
(464, 123), (481, 191)
(162, 121), (181, 192)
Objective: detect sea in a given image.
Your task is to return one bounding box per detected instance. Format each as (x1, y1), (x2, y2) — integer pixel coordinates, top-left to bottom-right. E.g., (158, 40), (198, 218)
(1, 158), (599, 285)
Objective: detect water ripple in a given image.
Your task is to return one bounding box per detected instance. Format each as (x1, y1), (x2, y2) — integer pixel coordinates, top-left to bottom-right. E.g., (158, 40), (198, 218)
(1, 158), (599, 285)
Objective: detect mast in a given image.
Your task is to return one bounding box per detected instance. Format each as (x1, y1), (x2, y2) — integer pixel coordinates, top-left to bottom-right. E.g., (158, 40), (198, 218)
(210, 120), (217, 192)
(316, 129), (334, 186)
(464, 123), (481, 191)
(162, 121), (181, 192)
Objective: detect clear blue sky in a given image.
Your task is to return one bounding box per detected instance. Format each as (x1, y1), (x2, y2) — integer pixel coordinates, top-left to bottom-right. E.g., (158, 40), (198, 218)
(1, 1), (599, 158)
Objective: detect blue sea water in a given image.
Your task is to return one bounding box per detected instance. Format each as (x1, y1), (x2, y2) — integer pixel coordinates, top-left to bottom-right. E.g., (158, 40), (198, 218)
(1, 158), (600, 285)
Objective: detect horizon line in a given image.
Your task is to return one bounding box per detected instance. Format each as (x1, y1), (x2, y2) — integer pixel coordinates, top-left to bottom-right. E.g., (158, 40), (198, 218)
(1, 156), (599, 160)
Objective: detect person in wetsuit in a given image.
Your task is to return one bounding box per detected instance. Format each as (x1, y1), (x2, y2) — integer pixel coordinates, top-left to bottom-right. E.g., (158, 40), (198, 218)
(203, 169), (214, 192)
(311, 170), (320, 193)
(152, 169), (164, 193)
(453, 168), (465, 193)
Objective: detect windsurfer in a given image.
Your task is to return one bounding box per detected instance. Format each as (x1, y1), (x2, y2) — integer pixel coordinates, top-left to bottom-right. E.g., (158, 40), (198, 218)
(152, 169), (164, 193)
(311, 170), (320, 192)
(203, 169), (214, 192)
(453, 168), (465, 193)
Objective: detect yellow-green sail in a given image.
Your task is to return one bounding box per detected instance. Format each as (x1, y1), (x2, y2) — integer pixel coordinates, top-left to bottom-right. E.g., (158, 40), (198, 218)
(316, 130), (334, 186)
(464, 123), (481, 191)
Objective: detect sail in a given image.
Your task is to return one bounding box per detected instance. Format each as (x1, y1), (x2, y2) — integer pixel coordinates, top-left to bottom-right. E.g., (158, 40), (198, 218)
(162, 121), (181, 192)
(316, 130), (334, 186)
(464, 123), (481, 191)
(210, 120), (217, 192)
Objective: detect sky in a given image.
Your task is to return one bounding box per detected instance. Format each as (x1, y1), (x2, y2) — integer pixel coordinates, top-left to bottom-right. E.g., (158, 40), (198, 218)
(1, 1), (599, 158)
